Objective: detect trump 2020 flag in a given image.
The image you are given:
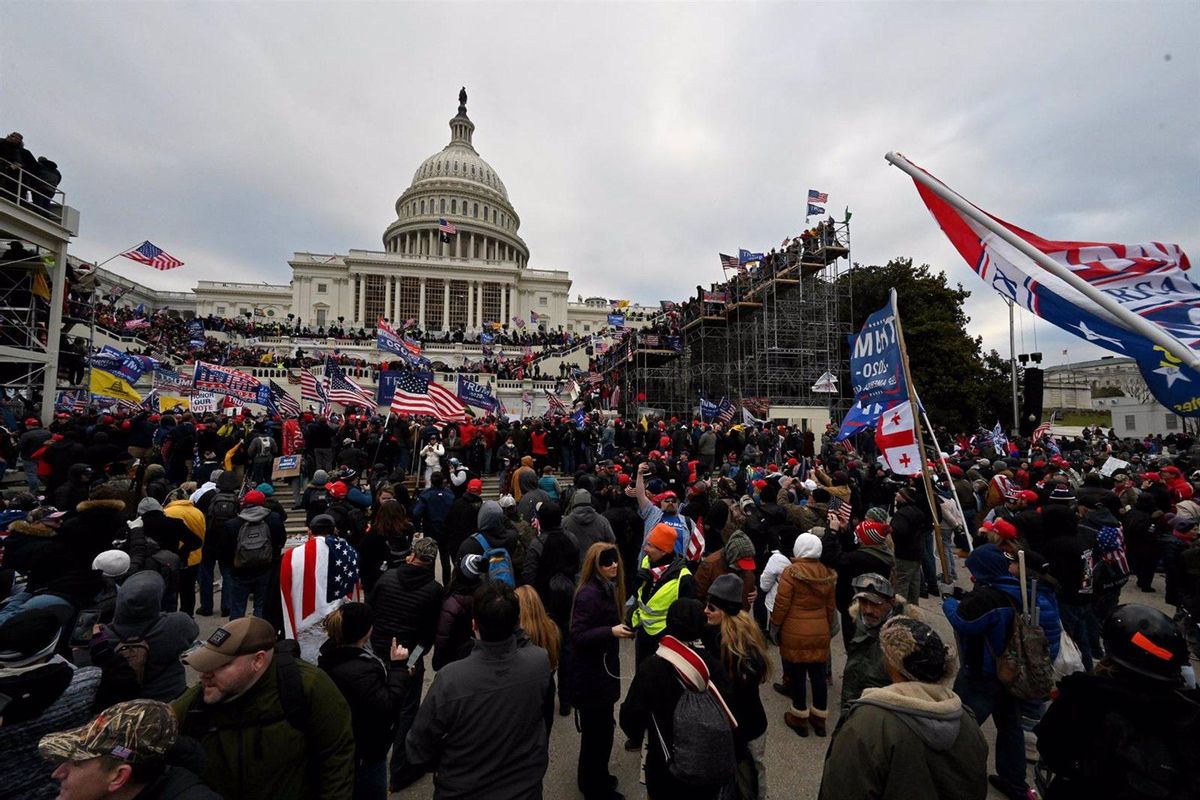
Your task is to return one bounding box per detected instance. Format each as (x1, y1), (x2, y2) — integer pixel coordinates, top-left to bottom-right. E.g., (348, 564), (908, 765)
(281, 535), (360, 639)
(876, 401), (921, 475)
(837, 297), (909, 440)
(899, 155), (1200, 416)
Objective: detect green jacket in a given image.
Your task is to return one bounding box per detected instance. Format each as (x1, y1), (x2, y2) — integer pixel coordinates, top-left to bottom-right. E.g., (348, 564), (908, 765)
(172, 655), (355, 800)
(839, 599), (924, 714)
(820, 681), (988, 800)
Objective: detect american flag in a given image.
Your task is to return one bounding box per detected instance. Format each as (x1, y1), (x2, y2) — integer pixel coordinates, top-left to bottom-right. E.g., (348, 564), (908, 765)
(642, 334), (660, 347)
(325, 359), (376, 410)
(545, 389), (567, 415)
(829, 497), (852, 528)
(139, 388), (159, 412)
(808, 189), (828, 204)
(1031, 421), (1052, 444)
(299, 369), (327, 405)
(782, 237), (792, 248)
(715, 398), (736, 426)
(123, 318), (150, 331)
(268, 380), (302, 418)
(388, 371), (468, 421)
(438, 218), (457, 235)
(120, 241), (184, 271)
(719, 253), (740, 272)
(280, 535), (360, 639)
(609, 384), (621, 411)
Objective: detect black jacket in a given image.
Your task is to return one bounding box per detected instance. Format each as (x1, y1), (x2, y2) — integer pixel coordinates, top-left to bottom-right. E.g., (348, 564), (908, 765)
(564, 577), (621, 706)
(890, 502), (929, 561)
(444, 494), (482, 555)
(317, 641), (410, 766)
(141, 510), (202, 560)
(367, 561), (442, 658)
(133, 766), (222, 800)
(55, 498), (128, 606)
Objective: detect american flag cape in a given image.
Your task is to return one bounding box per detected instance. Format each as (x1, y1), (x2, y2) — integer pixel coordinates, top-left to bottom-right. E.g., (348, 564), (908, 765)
(280, 535), (360, 639)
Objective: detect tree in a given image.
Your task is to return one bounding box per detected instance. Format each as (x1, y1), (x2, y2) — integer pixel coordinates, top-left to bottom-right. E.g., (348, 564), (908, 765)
(837, 258), (1011, 433)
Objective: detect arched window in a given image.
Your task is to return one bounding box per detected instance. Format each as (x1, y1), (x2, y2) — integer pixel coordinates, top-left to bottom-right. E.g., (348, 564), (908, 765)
(451, 199), (457, 213)
(440, 198), (446, 213)
(473, 203), (479, 217)
(420, 199), (426, 214)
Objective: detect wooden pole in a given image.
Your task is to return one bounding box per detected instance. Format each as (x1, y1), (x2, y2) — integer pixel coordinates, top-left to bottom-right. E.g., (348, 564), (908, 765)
(890, 288), (951, 582)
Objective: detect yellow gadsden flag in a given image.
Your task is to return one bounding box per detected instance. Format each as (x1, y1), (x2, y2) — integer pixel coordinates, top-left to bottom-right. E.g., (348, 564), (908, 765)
(89, 371), (142, 404)
(159, 394), (189, 413)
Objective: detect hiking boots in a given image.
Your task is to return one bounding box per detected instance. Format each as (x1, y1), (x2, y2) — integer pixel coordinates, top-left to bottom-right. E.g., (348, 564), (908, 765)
(811, 708), (828, 737)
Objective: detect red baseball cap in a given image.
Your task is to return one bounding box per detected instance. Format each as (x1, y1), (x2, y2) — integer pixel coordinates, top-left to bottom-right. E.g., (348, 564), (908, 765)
(242, 490), (266, 507)
(653, 491), (678, 504)
(328, 481), (349, 499)
(467, 478), (483, 494)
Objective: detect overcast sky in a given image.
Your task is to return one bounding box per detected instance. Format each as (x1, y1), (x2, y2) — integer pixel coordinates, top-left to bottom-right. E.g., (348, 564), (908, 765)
(4, 2), (1196, 366)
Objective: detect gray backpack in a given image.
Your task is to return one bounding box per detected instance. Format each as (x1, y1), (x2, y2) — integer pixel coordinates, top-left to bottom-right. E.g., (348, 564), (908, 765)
(652, 677), (736, 786)
(234, 518), (272, 569)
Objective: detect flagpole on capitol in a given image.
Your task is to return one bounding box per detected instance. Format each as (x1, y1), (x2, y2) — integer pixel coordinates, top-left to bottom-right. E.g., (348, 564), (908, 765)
(890, 288), (952, 582)
(883, 151), (1200, 372)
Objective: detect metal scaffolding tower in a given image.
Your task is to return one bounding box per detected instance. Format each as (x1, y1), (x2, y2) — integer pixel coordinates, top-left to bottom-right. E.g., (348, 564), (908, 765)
(0, 161), (80, 422)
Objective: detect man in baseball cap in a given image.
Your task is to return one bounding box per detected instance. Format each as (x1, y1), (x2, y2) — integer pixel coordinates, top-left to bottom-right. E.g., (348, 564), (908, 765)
(40, 699), (221, 799)
(839, 572), (928, 713)
(173, 617), (355, 799)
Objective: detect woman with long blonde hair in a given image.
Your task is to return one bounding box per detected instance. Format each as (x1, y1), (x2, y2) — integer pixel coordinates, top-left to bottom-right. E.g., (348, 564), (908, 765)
(514, 584), (561, 670)
(564, 543), (633, 800)
(705, 572), (771, 800)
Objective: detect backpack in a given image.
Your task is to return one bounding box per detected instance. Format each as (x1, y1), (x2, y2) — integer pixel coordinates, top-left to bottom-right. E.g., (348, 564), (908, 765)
(652, 677), (736, 786)
(471, 533), (515, 586)
(987, 554), (1055, 701)
(206, 491), (241, 537)
(110, 624), (153, 686)
(234, 516), (273, 569)
(184, 639), (308, 734)
(305, 487), (329, 521)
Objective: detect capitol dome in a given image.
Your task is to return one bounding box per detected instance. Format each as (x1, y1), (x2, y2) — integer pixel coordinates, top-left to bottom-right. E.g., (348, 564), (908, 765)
(383, 88), (529, 268)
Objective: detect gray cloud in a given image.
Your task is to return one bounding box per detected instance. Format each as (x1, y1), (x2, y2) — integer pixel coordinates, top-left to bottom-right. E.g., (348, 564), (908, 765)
(3, 1), (1196, 368)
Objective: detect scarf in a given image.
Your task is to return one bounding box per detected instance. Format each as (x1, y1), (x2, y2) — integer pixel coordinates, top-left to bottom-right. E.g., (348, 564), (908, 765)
(655, 635), (737, 728)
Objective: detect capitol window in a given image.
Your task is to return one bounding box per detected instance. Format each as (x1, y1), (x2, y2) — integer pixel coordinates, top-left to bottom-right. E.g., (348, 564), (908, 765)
(451, 199), (457, 213)
(421, 200), (426, 214)
(267, 309), (275, 317)
(473, 203), (479, 217)
(539, 296), (548, 306)
(317, 283), (327, 293)
(441, 198), (446, 213)
(216, 305), (226, 315)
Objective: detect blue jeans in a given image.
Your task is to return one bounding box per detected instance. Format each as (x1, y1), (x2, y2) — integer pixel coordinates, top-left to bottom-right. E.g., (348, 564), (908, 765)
(954, 671), (1026, 791)
(1058, 602), (1098, 673)
(354, 759), (388, 800)
(21, 459), (40, 492)
(197, 561), (228, 615)
(227, 572), (269, 619)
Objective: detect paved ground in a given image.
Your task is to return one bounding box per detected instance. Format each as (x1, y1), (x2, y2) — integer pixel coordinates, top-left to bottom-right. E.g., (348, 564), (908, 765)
(192, 552), (1185, 800)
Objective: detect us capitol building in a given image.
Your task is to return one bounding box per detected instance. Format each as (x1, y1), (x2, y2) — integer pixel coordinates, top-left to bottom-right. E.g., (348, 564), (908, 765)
(96, 89), (649, 338)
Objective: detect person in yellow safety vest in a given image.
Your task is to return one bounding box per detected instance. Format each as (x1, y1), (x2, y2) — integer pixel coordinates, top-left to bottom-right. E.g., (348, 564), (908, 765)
(631, 523), (694, 668)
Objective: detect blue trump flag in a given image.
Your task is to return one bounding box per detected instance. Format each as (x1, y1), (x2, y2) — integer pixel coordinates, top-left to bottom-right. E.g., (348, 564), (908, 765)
(571, 408), (587, 429)
(607, 313), (625, 327)
(738, 249), (764, 264)
(836, 296), (909, 440)
(807, 204), (826, 217)
(699, 396), (718, 422)
(456, 376), (500, 413)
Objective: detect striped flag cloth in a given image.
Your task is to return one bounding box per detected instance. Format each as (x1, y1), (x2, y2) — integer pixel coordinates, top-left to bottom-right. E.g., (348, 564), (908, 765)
(325, 359), (376, 410)
(544, 389), (567, 418)
(389, 371), (468, 422)
(268, 380), (302, 418)
(715, 398), (736, 426)
(719, 253), (740, 272)
(123, 318), (150, 331)
(808, 189), (828, 204)
(120, 241), (184, 271)
(1031, 421), (1052, 444)
(300, 369), (327, 405)
(280, 535), (360, 639)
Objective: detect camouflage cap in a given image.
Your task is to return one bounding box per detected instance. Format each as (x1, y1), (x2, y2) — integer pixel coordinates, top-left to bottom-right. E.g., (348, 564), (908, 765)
(411, 536), (438, 562)
(39, 699), (177, 764)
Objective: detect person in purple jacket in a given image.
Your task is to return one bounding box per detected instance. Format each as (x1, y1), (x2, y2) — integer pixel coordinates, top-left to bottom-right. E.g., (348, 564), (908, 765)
(564, 542), (633, 800)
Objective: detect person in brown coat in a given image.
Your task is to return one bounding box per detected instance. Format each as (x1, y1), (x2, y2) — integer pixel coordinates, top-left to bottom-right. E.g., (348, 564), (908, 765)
(692, 530), (757, 608)
(769, 531), (836, 737)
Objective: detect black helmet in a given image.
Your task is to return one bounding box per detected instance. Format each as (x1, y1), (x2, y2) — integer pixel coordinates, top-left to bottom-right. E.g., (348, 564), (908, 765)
(1101, 604), (1187, 683)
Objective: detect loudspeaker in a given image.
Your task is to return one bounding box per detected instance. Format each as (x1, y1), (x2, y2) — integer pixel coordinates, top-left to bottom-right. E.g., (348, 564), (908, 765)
(1020, 367), (1044, 437)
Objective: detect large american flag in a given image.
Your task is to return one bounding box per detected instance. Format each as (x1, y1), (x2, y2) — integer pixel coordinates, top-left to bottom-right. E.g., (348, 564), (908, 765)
(120, 241), (184, 271)
(280, 535), (360, 639)
(389, 371), (468, 421)
(715, 398), (736, 426)
(299, 369), (327, 405)
(268, 380), (302, 418)
(544, 389), (567, 418)
(325, 359), (376, 410)
(808, 189), (828, 204)
(1031, 421), (1052, 444)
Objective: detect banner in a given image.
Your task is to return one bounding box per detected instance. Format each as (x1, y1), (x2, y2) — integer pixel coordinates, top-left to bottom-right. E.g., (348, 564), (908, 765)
(701, 291), (727, 304)
(152, 367), (193, 395)
(159, 395), (189, 412)
(607, 313), (625, 327)
(192, 361), (272, 405)
(836, 297), (908, 440)
(189, 392), (220, 413)
(92, 345), (152, 384)
(456, 376), (500, 413)
(699, 397), (718, 422)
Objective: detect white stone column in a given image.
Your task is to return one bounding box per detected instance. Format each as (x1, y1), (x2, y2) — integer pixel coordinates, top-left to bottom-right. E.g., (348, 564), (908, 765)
(383, 276), (393, 323)
(394, 277), (403, 322)
(467, 280), (476, 331)
(418, 277), (426, 329)
(357, 275), (366, 325)
(500, 282), (508, 325)
(442, 281), (450, 331)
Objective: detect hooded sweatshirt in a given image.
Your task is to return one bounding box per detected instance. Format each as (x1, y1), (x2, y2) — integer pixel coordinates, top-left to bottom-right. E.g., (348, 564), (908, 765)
(563, 489), (616, 558)
(91, 571), (199, 706)
(456, 500), (521, 561)
(516, 470), (550, 523)
(819, 681), (988, 800)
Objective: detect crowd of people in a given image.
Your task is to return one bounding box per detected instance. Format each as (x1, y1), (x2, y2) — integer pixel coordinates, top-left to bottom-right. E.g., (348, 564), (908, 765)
(0, 402), (1197, 800)
(1, 131), (62, 214)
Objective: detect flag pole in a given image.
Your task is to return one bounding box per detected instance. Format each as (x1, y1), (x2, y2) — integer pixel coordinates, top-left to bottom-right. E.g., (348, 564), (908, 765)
(915, 401), (974, 553)
(890, 288), (951, 582)
(884, 151), (1200, 372)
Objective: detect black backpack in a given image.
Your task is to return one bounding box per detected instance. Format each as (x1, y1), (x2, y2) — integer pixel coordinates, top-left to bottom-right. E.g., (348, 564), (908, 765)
(206, 492), (241, 540)
(234, 517), (273, 569)
(305, 487), (329, 522)
(651, 676), (736, 786)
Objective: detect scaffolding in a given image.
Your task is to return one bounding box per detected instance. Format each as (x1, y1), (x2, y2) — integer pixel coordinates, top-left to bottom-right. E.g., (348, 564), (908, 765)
(0, 158), (79, 422)
(608, 218), (853, 422)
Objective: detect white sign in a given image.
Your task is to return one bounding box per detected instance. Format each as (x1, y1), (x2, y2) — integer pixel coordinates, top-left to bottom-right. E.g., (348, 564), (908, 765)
(190, 391), (219, 413)
(811, 371), (839, 394)
(1099, 456), (1129, 478)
